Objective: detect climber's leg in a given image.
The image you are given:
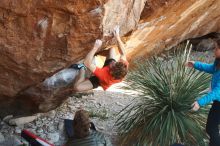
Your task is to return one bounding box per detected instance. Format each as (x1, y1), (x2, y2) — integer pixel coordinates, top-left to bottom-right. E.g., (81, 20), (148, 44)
(73, 68), (93, 92)
(74, 80), (94, 92)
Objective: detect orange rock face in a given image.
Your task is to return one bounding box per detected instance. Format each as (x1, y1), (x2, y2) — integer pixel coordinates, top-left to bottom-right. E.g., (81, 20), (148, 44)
(0, 0), (219, 116)
(0, 0), (147, 116)
(126, 0), (220, 59)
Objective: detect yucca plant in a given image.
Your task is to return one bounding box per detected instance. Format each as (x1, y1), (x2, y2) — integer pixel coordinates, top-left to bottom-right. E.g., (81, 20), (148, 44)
(115, 43), (211, 146)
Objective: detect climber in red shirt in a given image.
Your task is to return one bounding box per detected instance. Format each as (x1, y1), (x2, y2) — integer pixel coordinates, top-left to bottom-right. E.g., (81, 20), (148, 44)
(71, 26), (128, 92)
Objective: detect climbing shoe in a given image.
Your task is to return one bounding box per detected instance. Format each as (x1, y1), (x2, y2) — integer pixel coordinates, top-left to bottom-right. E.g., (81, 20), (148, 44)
(69, 63), (86, 70)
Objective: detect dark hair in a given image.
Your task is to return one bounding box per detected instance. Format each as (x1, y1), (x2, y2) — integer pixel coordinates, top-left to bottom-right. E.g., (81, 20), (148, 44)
(214, 58), (220, 69)
(214, 39), (220, 69)
(73, 110), (90, 139)
(216, 39), (220, 48)
(110, 62), (128, 80)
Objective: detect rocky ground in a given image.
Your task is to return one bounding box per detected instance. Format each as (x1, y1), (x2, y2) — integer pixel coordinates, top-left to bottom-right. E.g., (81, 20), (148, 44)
(0, 85), (134, 146)
(0, 49), (214, 146)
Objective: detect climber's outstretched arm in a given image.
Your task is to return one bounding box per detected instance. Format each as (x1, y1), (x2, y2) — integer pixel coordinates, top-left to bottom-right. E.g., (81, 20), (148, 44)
(84, 39), (103, 72)
(113, 26), (127, 61)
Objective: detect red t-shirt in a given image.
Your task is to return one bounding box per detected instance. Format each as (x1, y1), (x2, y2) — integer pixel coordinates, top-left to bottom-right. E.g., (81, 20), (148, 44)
(93, 60), (128, 90)
(93, 66), (121, 90)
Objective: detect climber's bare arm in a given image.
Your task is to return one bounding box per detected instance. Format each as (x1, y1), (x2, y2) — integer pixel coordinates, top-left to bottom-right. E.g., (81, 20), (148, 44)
(84, 39), (103, 72)
(113, 26), (127, 61)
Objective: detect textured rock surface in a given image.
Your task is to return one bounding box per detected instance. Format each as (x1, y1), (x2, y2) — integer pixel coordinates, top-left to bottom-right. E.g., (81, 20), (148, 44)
(0, 0), (220, 116)
(0, 0), (146, 96)
(0, 0), (146, 116)
(126, 0), (220, 59)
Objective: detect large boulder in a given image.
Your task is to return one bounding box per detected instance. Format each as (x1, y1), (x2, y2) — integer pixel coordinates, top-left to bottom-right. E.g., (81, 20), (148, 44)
(0, 0), (220, 116)
(0, 0), (147, 116)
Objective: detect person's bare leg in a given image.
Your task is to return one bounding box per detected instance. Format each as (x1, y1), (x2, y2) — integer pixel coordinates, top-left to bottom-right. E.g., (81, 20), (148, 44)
(74, 68), (86, 86)
(74, 68), (93, 92)
(74, 80), (93, 92)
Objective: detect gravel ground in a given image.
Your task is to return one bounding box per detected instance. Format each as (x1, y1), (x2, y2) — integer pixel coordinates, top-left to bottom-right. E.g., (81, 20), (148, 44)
(0, 86), (134, 146)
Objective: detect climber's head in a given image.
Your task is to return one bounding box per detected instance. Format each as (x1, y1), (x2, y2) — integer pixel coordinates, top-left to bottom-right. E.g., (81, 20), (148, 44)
(110, 60), (128, 80)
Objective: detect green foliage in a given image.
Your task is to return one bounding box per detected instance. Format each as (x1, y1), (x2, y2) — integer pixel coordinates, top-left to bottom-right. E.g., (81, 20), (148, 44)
(115, 43), (211, 146)
(88, 107), (109, 120)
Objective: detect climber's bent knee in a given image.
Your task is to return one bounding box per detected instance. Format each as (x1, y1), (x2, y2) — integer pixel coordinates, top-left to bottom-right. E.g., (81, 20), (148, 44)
(74, 80), (94, 92)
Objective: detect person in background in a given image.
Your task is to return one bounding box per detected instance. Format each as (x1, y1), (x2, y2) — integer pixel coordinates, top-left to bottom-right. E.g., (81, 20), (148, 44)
(186, 39), (220, 146)
(65, 109), (112, 146)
